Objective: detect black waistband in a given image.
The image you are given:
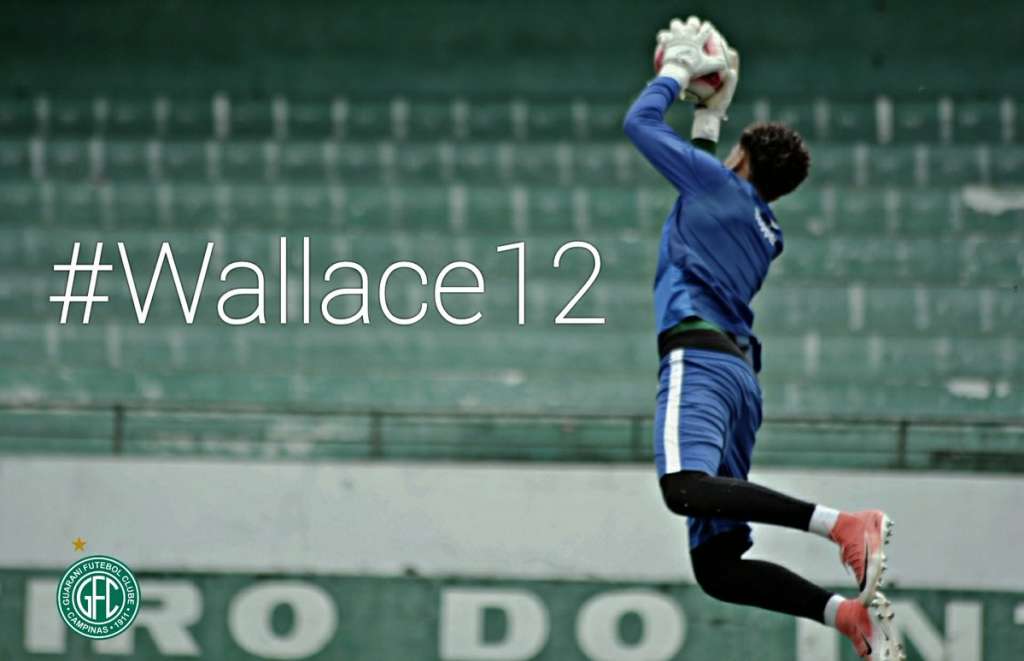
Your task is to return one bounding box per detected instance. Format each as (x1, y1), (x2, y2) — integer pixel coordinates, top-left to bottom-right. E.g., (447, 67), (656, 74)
(658, 328), (747, 362)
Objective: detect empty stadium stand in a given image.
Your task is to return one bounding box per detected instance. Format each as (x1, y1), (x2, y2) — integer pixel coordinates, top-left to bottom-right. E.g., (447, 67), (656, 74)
(0, 0), (1021, 469)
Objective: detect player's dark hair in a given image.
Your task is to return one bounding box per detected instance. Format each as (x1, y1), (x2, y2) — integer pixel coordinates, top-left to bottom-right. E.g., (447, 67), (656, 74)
(739, 122), (810, 201)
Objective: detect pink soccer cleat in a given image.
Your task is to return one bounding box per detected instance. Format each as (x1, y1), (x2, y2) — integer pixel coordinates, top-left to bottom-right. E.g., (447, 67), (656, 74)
(836, 599), (874, 658)
(836, 596), (906, 660)
(868, 592), (907, 661)
(829, 510), (894, 603)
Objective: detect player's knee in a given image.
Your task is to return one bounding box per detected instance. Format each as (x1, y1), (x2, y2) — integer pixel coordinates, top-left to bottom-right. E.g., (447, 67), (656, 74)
(689, 533), (747, 602)
(691, 559), (731, 601)
(659, 470), (709, 516)
(690, 548), (731, 600)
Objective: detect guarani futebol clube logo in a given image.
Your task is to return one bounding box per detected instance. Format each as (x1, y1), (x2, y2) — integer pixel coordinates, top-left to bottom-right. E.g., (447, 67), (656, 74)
(57, 555), (141, 639)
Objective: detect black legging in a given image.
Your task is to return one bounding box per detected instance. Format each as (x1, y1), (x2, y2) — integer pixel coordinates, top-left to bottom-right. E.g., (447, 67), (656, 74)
(660, 470), (816, 530)
(662, 471), (834, 622)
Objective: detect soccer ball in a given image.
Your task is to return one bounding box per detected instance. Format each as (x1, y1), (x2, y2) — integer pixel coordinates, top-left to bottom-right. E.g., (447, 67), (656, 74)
(653, 36), (724, 103)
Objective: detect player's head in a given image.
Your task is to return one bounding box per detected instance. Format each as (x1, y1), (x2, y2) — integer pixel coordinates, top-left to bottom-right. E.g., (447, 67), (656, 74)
(725, 122), (810, 202)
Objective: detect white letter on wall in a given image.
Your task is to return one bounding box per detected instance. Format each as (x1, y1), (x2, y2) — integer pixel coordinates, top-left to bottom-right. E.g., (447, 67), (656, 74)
(439, 588), (548, 660)
(575, 589), (685, 661)
(228, 581), (337, 659)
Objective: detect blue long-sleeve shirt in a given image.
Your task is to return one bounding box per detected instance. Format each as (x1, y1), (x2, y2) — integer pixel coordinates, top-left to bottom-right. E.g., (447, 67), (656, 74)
(623, 77), (783, 372)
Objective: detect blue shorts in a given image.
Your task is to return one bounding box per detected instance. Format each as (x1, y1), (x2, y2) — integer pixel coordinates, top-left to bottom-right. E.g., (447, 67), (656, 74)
(653, 347), (763, 550)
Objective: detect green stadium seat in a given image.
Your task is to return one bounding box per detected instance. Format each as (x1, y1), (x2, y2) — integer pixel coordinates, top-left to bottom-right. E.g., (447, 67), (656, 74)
(49, 182), (105, 226)
(753, 286), (850, 334)
(219, 141), (267, 180)
(47, 98), (97, 137)
(104, 139), (150, 180)
(288, 99), (335, 139)
(463, 186), (513, 232)
(391, 142), (444, 182)
(158, 140), (205, 179)
(447, 141), (498, 182)
(44, 139), (90, 180)
(166, 98), (214, 137)
(0, 180), (40, 221)
(515, 143), (574, 184)
(965, 239), (1024, 283)
(331, 141), (385, 182)
(520, 188), (569, 234)
(868, 145), (918, 186)
(345, 100), (393, 140)
(805, 144), (856, 186)
(0, 139), (30, 179)
(231, 98), (275, 138)
(898, 189), (955, 235)
(893, 101), (940, 144)
(467, 101), (516, 140)
(528, 101), (579, 140)
(407, 100), (456, 141)
(343, 185), (404, 229)
(992, 147), (1024, 184)
(828, 102), (875, 143)
(588, 188), (639, 231)
(929, 145), (986, 186)
(578, 143), (633, 185)
(769, 100), (819, 141)
(954, 100), (1003, 143)
(835, 187), (889, 232)
(588, 101), (627, 141)
(107, 97), (155, 136)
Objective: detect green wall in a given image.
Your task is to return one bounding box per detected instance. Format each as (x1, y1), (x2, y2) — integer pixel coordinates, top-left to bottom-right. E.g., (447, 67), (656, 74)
(3, 570), (1021, 660)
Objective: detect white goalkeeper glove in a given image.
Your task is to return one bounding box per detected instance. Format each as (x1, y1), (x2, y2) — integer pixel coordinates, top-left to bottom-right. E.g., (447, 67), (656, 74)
(655, 16), (728, 91)
(692, 30), (739, 143)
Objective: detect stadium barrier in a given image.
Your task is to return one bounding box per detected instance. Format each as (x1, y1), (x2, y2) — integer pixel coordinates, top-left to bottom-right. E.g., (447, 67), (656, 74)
(1, 400), (1023, 471)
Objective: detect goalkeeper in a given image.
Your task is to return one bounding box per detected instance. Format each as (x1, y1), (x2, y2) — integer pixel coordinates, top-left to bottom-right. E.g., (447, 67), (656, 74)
(623, 16), (903, 661)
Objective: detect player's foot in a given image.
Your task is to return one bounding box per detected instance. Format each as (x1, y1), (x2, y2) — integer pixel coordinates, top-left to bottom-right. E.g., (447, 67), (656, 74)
(835, 597), (906, 660)
(829, 510), (893, 603)
(869, 592), (907, 661)
(836, 599), (874, 658)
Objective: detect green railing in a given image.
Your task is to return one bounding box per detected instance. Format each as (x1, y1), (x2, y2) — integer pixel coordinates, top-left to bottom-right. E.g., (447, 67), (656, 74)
(1, 400), (1023, 472)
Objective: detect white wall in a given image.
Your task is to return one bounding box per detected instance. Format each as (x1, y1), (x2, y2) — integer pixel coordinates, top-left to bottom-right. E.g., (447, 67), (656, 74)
(2, 456), (1021, 591)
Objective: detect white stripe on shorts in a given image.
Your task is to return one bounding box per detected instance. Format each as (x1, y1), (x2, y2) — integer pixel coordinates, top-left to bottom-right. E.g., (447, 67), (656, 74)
(662, 348), (685, 473)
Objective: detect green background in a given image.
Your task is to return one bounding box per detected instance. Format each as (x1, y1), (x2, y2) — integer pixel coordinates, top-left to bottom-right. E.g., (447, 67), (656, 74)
(2, 0), (1018, 98)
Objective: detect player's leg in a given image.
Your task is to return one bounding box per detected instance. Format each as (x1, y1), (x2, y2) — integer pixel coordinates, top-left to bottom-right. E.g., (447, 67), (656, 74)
(690, 528), (832, 621)
(680, 367), (905, 660)
(657, 349), (892, 603)
(690, 530), (905, 660)
(660, 470), (893, 603)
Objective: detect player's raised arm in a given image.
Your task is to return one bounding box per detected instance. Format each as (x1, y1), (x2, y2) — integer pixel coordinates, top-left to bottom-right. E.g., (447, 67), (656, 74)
(622, 18), (737, 196)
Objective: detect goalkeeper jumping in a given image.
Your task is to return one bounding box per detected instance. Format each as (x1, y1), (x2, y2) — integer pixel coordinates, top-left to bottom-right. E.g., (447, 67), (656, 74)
(623, 17), (904, 661)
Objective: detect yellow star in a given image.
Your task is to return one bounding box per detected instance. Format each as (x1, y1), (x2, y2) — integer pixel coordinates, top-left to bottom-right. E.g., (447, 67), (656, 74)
(72, 537), (86, 552)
